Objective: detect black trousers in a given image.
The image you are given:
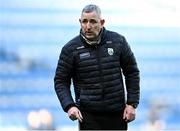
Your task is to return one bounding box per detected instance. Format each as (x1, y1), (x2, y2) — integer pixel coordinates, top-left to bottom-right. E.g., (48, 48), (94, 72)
(79, 110), (127, 130)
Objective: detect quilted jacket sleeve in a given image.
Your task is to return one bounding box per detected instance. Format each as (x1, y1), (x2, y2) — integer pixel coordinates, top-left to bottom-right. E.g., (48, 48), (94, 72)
(54, 46), (76, 112)
(120, 36), (140, 108)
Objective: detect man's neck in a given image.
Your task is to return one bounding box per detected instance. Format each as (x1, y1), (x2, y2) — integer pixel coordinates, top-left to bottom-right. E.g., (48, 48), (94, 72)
(80, 28), (103, 45)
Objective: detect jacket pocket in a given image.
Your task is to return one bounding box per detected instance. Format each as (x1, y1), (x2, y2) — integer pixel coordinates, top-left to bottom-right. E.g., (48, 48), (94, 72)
(79, 85), (102, 106)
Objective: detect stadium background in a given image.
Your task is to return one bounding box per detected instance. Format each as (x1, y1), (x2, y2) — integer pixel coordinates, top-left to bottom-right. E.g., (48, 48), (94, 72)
(0, 0), (180, 130)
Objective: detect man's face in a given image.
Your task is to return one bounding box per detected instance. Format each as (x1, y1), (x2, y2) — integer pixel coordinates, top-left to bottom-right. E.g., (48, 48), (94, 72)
(79, 11), (105, 40)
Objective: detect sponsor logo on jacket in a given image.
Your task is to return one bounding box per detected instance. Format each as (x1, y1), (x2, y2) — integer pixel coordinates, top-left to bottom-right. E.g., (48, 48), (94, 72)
(79, 52), (90, 59)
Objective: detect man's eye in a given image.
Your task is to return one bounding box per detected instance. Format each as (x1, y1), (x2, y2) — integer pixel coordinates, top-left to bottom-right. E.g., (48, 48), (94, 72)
(81, 19), (98, 24)
(90, 20), (97, 24)
(82, 20), (88, 23)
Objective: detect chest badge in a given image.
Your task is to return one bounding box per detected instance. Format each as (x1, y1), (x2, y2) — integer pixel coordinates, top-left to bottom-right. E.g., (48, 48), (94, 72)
(107, 48), (114, 56)
(80, 52), (90, 59)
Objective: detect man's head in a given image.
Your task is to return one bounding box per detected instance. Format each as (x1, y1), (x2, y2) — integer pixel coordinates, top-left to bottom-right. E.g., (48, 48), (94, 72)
(79, 4), (105, 40)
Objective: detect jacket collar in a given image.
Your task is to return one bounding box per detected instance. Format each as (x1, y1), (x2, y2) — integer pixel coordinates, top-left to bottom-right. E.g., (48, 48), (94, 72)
(80, 27), (106, 47)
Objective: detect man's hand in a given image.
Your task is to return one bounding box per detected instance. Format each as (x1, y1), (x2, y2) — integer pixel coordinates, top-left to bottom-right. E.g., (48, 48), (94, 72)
(123, 104), (136, 122)
(67, 106), (83, 122)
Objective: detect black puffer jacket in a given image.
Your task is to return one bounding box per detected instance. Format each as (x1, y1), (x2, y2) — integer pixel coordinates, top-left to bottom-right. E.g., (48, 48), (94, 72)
(54, 28), (140, 113)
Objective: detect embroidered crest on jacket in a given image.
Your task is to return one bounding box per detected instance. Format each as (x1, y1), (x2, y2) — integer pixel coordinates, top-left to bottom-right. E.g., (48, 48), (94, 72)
(107, 48), (114, 55)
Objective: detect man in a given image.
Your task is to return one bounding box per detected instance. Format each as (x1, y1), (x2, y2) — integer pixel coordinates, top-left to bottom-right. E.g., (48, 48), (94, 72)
(54, 4), (140, 130)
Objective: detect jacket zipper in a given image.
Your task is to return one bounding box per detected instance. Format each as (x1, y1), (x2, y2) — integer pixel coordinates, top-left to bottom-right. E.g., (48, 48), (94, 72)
(95, 45), (105, 110)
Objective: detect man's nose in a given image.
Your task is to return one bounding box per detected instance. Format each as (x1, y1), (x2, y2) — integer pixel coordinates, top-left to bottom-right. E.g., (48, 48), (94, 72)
(86, 22), (92, 29)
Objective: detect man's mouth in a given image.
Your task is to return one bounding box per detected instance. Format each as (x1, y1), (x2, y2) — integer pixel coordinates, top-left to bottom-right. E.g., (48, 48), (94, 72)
(86, 31), (93, 34)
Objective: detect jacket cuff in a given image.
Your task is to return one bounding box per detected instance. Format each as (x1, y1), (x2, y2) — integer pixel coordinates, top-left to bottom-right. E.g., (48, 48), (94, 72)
(127, 102), (138, 109)
(64, 104), (77, 112)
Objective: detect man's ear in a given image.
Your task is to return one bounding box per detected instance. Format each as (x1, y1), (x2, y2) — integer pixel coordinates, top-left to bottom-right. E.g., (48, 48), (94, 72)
(100, 19), (105, 26)
(79, 19), (81, 23)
